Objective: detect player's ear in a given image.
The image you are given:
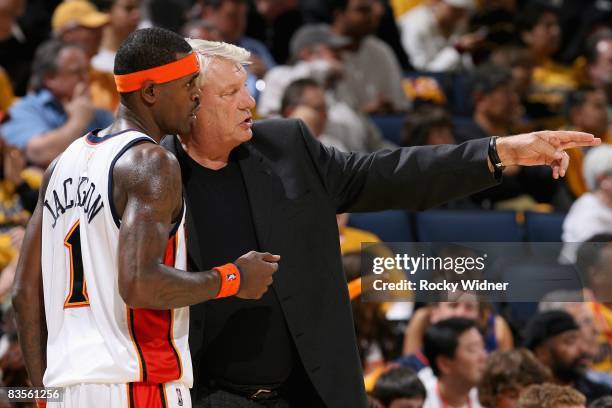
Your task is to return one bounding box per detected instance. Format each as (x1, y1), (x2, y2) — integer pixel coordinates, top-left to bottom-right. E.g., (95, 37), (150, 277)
(140, 81), (157, 104)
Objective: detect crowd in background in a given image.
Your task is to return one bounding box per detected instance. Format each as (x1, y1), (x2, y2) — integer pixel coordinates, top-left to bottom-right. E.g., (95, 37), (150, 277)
(0, 0), (611, 406)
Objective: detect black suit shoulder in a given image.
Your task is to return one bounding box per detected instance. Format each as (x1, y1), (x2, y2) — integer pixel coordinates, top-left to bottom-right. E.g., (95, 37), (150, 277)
(252, 117), (301, 133)
(251, 118), (305, 147)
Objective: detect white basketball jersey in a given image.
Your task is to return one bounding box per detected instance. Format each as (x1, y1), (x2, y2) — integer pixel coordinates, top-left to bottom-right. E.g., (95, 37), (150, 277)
(41, 129), (192, 388)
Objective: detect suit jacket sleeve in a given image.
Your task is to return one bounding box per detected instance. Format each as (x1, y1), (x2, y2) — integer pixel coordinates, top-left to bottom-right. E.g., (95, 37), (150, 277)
(295, 120), (501, 213)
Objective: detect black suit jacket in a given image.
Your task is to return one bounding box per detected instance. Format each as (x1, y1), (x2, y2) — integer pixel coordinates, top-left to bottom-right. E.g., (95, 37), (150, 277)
(163, 119), (499, 407)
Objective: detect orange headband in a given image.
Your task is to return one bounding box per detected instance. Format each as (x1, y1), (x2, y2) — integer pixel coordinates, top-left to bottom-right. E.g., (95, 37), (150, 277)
(114, 52), (200, 93)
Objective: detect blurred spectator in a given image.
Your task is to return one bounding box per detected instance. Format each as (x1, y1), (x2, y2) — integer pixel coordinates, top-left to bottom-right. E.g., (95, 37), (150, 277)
(52, 0), (108, 60)
(353, 299), (403, 376)
(197, 0), (276, 99)
(52, 0), (120, 111)
(403, 300), (513, 360)
(258, 23), (347, 115)
(260, 24), (394, 152)
(456, 64), (559, 209)
(539, 293), (601, 366)
(280, 78), (349, 151)
(372, 0), (411, 71)
(181, 18), (222, 41)
(422, 317), (486, 407)
(0, 40), (113, 167)
(554, 0), (612, 66)
(490, 46), (535, 103)
(561, 145), (612, 263)
(401, 105), (454, 147)
(0, 0), (51, 96)
(490, 46), (561, 131)
(477, 348), (551, 408)
(298, 0), (410, 69)
(245, 0), (303, 64)
(399, 0), (485, 72)
(585, 30), (612, 124)
(371, 366), (427, 408)
(91, 0), (141, 74)
(0, 135), (40, 301)
(331, 0), (409, 113)
(575, 235), (612, 375)
(0, 138), (38, 219)
(467, 0), (517, 64)
(516, 2), (581, 120)
(523, 310), (612, 403)
(539, 292), (612, 388)
(563, 87), (610, 198)
(454, 64), (519, 143)
(517, 383), (586, 408)
(567, 86), (610, 143)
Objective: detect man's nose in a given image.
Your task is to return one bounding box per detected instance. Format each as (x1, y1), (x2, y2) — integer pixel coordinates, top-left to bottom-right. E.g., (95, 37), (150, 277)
(238, 87), (255, 110)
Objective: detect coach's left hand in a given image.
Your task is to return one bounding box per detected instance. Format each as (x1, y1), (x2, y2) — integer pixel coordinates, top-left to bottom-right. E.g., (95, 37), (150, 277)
(493, 131), (601, 179)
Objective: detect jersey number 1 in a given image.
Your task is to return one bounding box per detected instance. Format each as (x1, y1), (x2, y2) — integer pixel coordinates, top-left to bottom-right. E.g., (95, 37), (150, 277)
(64, 221), (90, 308)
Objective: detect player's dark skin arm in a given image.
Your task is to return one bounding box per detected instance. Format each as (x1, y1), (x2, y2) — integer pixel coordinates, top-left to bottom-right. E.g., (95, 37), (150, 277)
(114, 143), (277, 309)
(11, 160), (57, 387)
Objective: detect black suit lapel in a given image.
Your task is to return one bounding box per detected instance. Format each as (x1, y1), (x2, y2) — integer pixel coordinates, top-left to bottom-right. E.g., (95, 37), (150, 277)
(236, 143), (283, 250)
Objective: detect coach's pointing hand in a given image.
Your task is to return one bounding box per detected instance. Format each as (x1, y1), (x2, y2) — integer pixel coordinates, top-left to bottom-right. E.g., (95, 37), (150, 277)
(234, 251), (280, 299)
(492, 131), (601, 179)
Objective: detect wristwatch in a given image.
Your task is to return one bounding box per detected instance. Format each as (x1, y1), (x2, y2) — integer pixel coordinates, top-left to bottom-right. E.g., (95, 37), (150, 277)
(488, 136), (504, 177)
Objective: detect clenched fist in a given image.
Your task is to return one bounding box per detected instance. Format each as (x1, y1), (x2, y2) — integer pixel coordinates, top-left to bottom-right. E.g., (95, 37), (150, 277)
(234, 251), (280, 299)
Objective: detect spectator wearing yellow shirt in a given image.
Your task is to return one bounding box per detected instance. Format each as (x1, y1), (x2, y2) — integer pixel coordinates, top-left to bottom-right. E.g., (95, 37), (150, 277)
(516, 3), (586, 130)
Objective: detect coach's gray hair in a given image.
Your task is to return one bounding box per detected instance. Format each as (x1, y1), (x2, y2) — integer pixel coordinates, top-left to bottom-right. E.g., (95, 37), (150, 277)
(185, 39), (251, 85)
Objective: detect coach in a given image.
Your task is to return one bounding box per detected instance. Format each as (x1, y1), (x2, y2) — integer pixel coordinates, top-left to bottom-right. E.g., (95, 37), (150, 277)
(163, 39), (599, 408)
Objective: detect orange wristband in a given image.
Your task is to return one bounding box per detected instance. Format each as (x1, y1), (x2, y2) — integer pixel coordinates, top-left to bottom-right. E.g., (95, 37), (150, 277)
(213, 263), (241, 299)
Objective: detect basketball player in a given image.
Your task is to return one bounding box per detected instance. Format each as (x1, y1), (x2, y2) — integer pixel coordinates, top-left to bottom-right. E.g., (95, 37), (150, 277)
(12, 28), (278, 408)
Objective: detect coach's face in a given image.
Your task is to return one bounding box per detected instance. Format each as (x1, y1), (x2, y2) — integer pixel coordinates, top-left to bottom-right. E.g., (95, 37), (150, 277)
(194, 57), (255, 147)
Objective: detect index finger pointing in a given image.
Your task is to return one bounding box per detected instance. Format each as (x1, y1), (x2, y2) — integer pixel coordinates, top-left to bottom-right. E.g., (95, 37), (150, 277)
(558, 138), (602, 150)
(541, 131), (600, 148)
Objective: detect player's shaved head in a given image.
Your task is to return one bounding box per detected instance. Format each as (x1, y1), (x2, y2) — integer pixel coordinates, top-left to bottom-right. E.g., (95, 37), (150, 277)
(114, 27), (192, 75)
